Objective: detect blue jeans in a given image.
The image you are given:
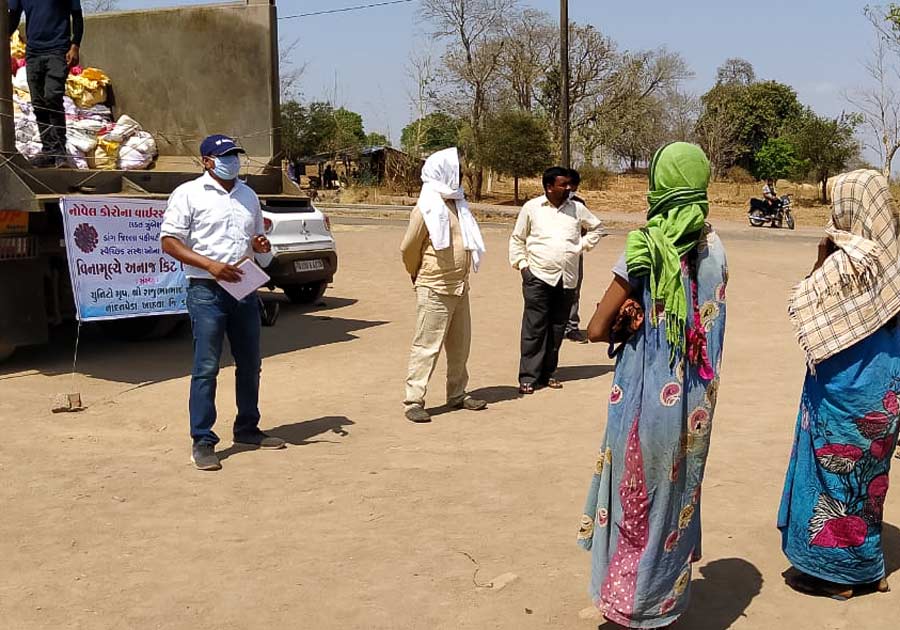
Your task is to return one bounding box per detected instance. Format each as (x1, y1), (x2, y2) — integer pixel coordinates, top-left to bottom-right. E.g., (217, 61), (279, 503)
(187, 281), (261, 446)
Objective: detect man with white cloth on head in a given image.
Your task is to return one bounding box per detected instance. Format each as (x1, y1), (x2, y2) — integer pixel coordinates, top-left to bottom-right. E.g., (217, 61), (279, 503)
(400, 147), (488, 423)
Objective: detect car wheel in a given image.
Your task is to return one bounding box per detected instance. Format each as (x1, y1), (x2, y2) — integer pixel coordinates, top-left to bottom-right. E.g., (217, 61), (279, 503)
(283, 281), (327, 305)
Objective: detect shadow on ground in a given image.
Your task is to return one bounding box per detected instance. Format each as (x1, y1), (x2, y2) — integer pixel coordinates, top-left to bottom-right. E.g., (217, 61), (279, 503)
(463, 364), (615, 406)
(598, 557), (763, 630)
(0, 296), (386, 384)
(555, 364), (615, 382)
(217, 415), (355, 462)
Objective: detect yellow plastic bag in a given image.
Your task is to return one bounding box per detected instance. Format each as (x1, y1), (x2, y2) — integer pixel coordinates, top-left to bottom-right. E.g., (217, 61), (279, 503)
(93, 138), (120, 170)
(66, 68), (111, 108)
(10, 32), (26, 59)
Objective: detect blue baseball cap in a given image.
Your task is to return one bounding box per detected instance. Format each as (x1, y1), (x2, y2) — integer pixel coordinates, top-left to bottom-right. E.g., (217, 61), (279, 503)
(200, 134), (246, 157)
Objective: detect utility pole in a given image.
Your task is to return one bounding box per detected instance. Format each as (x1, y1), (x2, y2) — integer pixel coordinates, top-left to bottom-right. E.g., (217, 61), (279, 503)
(559, 0), (570, 167)
(0, 0), (15, 156)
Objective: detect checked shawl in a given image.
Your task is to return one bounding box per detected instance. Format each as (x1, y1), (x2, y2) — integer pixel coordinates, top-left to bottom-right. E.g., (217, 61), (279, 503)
(789, 170), (900, 367)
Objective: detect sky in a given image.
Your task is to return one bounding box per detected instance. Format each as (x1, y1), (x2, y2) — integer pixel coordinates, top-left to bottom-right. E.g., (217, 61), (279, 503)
(119, 0), (882, 158)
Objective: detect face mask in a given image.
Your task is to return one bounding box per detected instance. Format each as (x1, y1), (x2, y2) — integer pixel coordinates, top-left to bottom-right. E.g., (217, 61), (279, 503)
(211, 154), (241, 181)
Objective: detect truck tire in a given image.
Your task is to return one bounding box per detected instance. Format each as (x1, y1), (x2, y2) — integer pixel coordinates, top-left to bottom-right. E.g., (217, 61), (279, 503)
(0, 342), (15, 363)
(283, 281), (327, 305)
(100, 315), (183, 341)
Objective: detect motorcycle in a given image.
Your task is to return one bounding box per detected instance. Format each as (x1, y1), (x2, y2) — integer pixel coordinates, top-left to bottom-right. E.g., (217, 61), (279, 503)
(748, 194), (795, 230)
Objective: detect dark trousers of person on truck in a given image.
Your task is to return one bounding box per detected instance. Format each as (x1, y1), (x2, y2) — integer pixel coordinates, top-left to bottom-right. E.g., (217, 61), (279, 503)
(27, 53), (69, 161)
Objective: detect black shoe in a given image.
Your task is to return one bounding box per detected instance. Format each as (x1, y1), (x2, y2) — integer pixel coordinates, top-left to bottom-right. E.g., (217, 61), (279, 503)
(191, 443), (222, 471)
(30, 154), (55, 168)
(566, 329), (588, 344)
(405, 404), (432, 423)
(451, 396), (487, 411)
(233, 431), (286, 449)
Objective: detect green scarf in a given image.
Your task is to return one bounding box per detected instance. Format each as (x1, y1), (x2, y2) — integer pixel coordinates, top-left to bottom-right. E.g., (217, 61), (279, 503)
(625, 142), (711, 359)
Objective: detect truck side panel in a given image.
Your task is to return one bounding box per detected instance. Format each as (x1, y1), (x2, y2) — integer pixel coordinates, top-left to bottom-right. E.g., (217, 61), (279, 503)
(81, 1), (280, 161)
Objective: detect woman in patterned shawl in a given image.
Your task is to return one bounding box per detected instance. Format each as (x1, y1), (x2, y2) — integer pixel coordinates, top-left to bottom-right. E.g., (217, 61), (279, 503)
(578, 142), (728, 628)
(779, 170), (900, 599)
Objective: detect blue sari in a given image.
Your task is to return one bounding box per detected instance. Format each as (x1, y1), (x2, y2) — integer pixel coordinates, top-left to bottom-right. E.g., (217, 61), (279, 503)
(578, 230), (728, 628)
(778, 320), (900, 585)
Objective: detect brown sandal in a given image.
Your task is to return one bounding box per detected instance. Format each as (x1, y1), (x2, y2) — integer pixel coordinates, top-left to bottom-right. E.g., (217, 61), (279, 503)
(518, 383), (535, 395)
(546, 378), (563, 389)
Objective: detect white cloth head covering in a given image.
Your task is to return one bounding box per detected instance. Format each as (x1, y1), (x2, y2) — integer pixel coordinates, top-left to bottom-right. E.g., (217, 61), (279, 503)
(789, 169), (900, 366)
(417, 147), (486, 272)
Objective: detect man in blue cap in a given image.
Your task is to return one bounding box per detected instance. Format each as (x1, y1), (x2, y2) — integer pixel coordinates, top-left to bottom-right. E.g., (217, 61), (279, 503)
(161, 134), (284, 471)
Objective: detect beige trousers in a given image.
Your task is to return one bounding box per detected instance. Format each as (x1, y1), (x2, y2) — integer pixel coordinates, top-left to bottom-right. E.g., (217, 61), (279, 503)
(404, 287), (471, 408)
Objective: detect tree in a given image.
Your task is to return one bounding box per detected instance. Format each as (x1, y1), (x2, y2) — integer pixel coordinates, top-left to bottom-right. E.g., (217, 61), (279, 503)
(405, 43), (438, 157)
(279, 37), (307, 100)
(790, 111), (861, 202)
(82, 0), (118, 12)
(331, 108), (366, 152)
(481, 110), (553, 204)
(421, 0), (518, 199)
(753, 137), (800, 181)
(849, 8), (900, 177)
(695, 79), (803, 173)
(715, 58), (756, 86)
(497, 9), (555, 111)
(280, 101), (337, 159)
(364, 132), (391, 147)
(694, 87), (743, 179)
(401, 112), (462, 156)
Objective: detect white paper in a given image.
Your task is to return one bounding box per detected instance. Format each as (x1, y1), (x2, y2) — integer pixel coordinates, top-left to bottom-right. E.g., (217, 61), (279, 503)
(217, 258), (270, 301)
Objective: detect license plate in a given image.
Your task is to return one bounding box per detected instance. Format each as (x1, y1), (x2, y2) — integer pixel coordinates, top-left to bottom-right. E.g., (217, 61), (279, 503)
(294, 259), (325, 272)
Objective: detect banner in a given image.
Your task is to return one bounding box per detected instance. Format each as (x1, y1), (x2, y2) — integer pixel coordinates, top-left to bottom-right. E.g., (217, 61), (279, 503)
(60, 197), (187, 321)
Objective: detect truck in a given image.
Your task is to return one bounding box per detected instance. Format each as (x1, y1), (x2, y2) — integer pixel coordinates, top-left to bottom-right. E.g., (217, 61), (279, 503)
(0, 0), (336, 362)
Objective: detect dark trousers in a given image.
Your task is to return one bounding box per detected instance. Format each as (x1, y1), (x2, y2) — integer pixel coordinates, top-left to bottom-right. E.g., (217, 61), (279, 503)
(519, 270), (574, 385)
(186, 281), (262, 446)
(25, 52), (68, 157)
(566, 255), (584, 333)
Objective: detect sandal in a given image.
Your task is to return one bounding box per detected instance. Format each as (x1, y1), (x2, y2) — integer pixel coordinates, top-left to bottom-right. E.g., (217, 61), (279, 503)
(518, 383), (535, 395)
(546, 378), (563, 389)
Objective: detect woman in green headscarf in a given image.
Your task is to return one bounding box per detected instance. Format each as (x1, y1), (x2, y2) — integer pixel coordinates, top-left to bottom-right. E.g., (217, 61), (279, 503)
(578, 143), (729, 628)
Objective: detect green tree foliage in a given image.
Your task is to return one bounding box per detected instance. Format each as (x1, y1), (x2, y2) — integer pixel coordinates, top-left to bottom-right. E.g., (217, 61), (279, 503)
(753, 137), (800, 181)
(696, 61), (803, 174)
(332, 108), (366, 152)
(280, 100), (337, 159)
(364, 132), (391, 147)
(480, 110), (553, 204)
(401, 113), (462, 156)
(789, 111), (861, 202)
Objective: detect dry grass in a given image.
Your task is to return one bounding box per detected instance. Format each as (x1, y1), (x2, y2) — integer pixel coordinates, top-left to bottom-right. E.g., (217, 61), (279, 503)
(332, 173), (834, 226)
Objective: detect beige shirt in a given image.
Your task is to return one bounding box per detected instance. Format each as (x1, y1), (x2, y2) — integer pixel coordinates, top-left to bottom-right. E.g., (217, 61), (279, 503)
(401, 202), (472, 296)
(508, 195), (604, 289)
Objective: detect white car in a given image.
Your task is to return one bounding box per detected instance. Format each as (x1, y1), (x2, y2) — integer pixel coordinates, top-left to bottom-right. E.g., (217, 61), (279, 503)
(260, 197), (337, 304)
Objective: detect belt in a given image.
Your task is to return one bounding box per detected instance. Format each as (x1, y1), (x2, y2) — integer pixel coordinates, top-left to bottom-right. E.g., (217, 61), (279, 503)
(188, 278), (218, 286)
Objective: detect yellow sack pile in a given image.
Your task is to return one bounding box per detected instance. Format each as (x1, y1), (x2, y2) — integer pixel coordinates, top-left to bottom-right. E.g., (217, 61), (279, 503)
(92, 137), (121, 170)
(66, 68), (110, 109)
(10, 31), (26, 59)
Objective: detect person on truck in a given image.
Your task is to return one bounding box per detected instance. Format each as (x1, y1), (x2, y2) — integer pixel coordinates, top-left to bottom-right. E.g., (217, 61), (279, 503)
(8, 0), (84, 168)
(160, 134), (284, 471)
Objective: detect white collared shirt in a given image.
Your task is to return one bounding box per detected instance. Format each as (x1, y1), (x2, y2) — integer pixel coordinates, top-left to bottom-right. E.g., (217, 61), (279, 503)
(160, 172), (271, 279)
(508, 194), (605, 289)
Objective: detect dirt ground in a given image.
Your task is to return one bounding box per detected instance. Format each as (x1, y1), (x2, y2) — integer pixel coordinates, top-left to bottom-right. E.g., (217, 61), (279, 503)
(1, 217), (898, 630)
